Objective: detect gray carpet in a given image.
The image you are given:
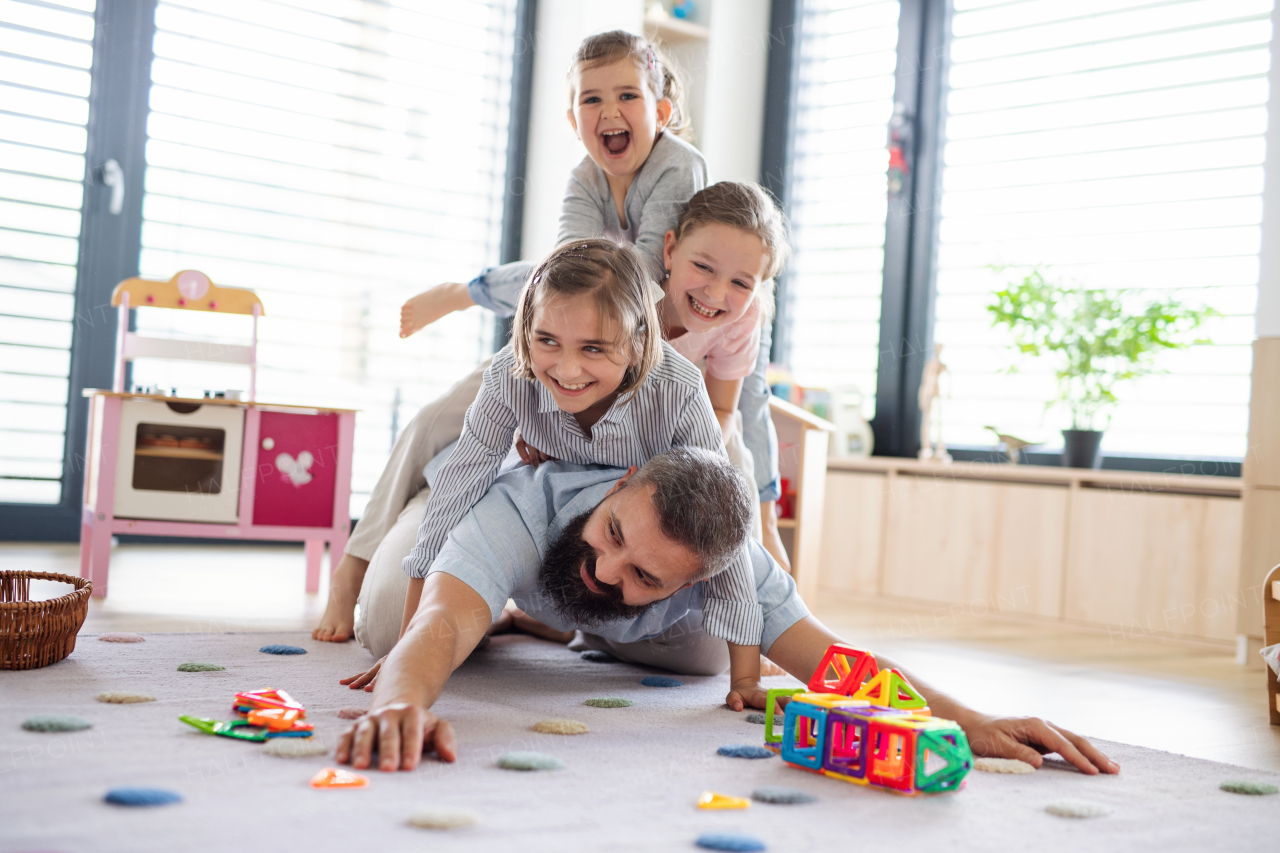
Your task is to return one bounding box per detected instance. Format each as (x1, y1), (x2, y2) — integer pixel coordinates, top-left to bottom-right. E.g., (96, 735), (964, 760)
(1, 631), (1277, 852)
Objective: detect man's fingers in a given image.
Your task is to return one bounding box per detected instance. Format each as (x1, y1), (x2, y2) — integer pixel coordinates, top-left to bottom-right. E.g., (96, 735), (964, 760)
(378, 713), (402, 772)
(400, 709), (426, 771)
(432, 719), (458, 763)
(1051, 721), (1119, 774)
(1024, 719), (1098, 775)
(336, 725), (355, 765)
(350, 716), (377, 770)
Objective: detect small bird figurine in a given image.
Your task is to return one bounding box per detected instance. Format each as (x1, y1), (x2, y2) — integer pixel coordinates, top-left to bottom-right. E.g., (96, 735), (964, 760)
(985, 426), (1035, 464)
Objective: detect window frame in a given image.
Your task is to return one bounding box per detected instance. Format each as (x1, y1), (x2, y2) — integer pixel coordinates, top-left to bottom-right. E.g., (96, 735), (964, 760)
(762, 0), (1245, 476)
(0, 0), (539, 541)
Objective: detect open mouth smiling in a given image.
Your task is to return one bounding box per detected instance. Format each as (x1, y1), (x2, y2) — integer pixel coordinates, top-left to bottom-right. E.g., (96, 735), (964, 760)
(688, 294), (725, 320)
(552, 376), (595, 395)
(602, 128), (630, 156)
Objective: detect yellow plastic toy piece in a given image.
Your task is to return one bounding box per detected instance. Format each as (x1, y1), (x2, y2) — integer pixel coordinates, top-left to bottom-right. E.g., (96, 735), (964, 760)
(852, 668), (928, 710)
(697, 791), (750, 810)
(794, 692), (872, 709)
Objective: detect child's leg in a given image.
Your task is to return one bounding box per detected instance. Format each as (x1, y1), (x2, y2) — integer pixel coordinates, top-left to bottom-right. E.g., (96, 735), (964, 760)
(313, 360), (489, 641)
(352, 488), (430, 658)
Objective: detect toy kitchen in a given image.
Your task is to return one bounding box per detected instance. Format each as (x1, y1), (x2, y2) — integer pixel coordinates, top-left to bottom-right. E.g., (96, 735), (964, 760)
(79, 271), (355, 598)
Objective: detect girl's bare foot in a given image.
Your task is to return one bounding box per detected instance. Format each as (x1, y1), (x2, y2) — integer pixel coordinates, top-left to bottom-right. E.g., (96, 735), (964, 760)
(400, 282), (474, 338)
(312, 554), (369, 642)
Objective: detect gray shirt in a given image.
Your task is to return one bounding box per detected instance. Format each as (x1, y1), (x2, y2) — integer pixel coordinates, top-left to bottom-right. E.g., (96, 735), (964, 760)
(467, 132), (708, 311)
(429, 460), (809, 647)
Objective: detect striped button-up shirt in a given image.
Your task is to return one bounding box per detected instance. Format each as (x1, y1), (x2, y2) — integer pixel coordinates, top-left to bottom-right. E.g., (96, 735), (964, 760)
(403, 341), (764, 646)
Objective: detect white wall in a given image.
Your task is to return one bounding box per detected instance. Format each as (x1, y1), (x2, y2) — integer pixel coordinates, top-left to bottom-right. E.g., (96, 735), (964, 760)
(700, 0), (771, 183)
(520, 0), (642, 262)
(1257, 0), (1280, 338)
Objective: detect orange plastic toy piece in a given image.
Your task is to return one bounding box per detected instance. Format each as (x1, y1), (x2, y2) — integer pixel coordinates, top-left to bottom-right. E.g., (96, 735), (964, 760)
(309, 767), (368, 789)
(247, 707), (313, 733)
(236, 689), (305, 714)
(807, 644), (878, 695)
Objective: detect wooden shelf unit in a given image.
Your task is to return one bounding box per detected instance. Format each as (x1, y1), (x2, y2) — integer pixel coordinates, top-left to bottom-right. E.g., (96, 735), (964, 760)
(817, 456), (1245, 644)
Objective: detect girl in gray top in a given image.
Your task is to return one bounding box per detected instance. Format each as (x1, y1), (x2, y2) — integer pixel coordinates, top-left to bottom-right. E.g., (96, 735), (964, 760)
(398, 30), (707, 335)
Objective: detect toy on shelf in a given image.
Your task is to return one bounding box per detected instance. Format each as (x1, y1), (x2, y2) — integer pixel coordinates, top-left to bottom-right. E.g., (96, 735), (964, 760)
(79, 270), (356, 599)
(181, 688), (314, 741)
(763, 644), (972, 795)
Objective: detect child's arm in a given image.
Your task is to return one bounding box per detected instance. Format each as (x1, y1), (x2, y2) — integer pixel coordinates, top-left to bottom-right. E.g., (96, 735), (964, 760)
(705, 375), (744, 443)
(725, 642), (767, 711)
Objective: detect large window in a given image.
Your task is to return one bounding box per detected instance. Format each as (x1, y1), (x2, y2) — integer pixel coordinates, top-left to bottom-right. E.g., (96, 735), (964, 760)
(776, 0), (1271, 463)
(121, 0), (517, 515)
(0, 0), (96, 503)
(933, 0), (1270, 457)
(785, 0), (901, 413)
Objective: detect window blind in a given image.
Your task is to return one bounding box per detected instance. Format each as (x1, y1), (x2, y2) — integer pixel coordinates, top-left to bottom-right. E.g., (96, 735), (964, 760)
(132, 0), (518, 516)
(934, 0), (1271, 458)
(785, 0), (901, 416)
(0, 0), (94, 504)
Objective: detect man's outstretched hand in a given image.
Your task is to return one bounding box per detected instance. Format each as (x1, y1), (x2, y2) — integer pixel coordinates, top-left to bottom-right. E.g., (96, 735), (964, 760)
(336, 703), (456, 772)
(963, 714), (1119, 775)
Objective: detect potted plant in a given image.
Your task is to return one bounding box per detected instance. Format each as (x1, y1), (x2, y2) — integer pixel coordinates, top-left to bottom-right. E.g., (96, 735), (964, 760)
(986, 267), (1215, 469)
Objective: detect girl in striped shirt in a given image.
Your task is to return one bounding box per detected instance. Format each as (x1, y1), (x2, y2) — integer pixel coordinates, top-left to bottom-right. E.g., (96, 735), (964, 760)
(402, 238), (771, 710)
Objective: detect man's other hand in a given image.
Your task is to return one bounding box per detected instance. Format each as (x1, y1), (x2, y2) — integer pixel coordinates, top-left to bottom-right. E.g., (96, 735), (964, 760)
(336, 702), (457, 772)
(964, 714), (1119, 775)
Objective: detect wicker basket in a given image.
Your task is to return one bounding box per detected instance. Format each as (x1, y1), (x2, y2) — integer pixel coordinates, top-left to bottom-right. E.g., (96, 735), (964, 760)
(0, 571), (92, 670)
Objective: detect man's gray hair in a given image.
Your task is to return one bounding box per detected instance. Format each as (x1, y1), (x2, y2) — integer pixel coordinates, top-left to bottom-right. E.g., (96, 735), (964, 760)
(628, 446), (753, 582)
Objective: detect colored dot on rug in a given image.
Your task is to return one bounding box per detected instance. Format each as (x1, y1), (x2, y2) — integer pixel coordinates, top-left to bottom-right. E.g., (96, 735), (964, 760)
(96, 692), (156, 704)
(533, 719), (588, 735)
(259, 644), (307, 655)
(580, 650), (619, 663)
(337, 707), (366, 720)
(177, 662), (224, 672)
(1220, 780), (1279, 795)
(104, 788), (183, 807)
(744, 712), (784, 726)
(22, 715), (91, 732)
(1045, 799), (1113, 818)
(263, 738), (328, 758)
(696, 832), (766, 852)
(497, 751), (564, 771)
(752, 787), (816, 804)
(717, 744), (775, 759)
(98, 632), (144, 643)
(974, 757), (1036, 774)
(641, 675), (683, 687)
(584, 697), (633, 708)
(408, 807), (481, 830)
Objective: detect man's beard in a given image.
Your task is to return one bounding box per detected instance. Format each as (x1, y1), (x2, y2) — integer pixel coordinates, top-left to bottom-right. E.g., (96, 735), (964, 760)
(538, 510), (654, 628)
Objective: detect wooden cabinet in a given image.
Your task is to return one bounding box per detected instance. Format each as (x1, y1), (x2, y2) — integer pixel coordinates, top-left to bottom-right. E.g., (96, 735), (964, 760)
(817, 457), (1244, 642)
(883, 476), (1067, 619)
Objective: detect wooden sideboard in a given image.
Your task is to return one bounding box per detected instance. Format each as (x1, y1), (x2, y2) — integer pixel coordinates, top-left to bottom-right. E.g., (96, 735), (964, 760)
(817, 457), (1244, 643)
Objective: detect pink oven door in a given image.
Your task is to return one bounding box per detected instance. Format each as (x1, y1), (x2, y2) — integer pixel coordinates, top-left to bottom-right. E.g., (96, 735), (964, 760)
(253, 411), (338, 528)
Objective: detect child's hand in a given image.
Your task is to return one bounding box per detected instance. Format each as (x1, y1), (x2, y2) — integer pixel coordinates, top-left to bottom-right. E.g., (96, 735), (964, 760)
(400, 282), (475, 338)
(339, 656), (385, 692)
(725, 678), (770, 712)
(515, 430), (557, 466)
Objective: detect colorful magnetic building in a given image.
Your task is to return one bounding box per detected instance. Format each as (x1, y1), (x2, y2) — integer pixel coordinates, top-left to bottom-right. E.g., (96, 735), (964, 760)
(763, 644), (972, 795)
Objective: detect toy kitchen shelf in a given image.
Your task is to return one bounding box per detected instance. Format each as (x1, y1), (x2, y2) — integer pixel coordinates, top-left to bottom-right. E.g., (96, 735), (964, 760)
(78, 268), (356, 599)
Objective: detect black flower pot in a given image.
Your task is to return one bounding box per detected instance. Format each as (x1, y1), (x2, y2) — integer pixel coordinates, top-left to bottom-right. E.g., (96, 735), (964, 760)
(1062, 429), (1104, 469)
